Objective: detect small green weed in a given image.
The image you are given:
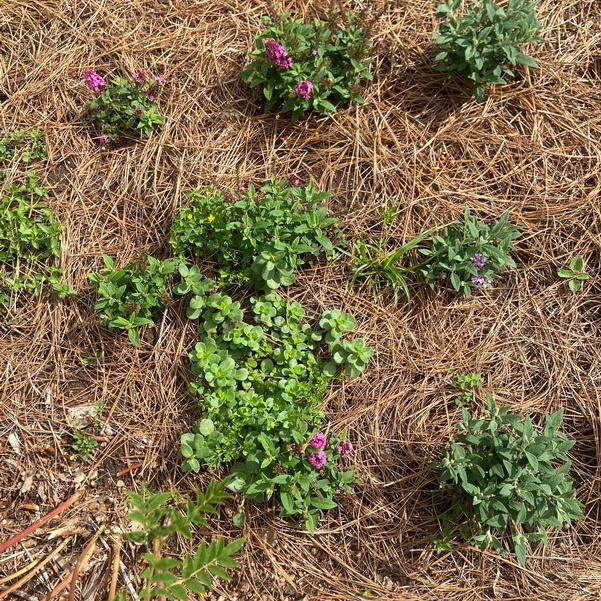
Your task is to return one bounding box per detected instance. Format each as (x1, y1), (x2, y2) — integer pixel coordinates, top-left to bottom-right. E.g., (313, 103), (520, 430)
(0, 129), (48, 177)
(557, 255), (589, 293)
(71, 432), (98, 461)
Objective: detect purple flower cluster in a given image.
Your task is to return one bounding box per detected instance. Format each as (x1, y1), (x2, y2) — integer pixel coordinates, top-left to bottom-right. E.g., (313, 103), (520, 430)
(308, 451), (327, 469)
(294, 80), (313, 100)
(309, 432), (327, 450)
(336, 440), (353, 459)
(471, 275), (488, 288)
(83, 69), (106, 94)
(471, 252), (487, 270)
(265, 39), (293, 70)
(289, 172), (301, 187)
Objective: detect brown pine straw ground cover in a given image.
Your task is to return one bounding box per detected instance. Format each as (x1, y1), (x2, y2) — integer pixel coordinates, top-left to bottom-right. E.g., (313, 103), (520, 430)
(1, 0), (600, 598)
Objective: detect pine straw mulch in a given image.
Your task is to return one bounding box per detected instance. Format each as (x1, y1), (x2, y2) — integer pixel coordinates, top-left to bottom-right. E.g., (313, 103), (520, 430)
(1, 0), (600, 599)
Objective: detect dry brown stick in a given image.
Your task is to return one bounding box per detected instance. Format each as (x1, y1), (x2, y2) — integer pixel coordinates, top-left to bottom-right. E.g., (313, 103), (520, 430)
(116, 462), (144, 478)
(67, 523), (106, 601)
(0, 537), (72, 600)
(0, 555), (42, 585)
(107, 536), (121, 601)
(0, 490), (83, 555)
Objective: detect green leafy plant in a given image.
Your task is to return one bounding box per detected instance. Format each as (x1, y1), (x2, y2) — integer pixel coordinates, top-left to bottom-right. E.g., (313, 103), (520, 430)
(88, 255), (179, 346)
(170, 178), (338, 290)
(434, 0), (543, 101)
(350, 226), (441, 303)
(0, 171), (73, 306)
(0, 129), (48, 178)
(71, 432), (98, 461)
(125, 479), (244, 600)
(436, 394), (582, 565)
(557, 255), (589, 293)
(84, 69), (165, 145)
(175, 277), (370, 531)
(242, 6), (372, 121)
(420, 207), (520, 296)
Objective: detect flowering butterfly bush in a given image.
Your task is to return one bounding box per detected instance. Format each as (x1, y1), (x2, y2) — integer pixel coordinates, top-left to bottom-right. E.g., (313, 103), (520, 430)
(242, 10), (372, 121)
(83, 69), (165, 145)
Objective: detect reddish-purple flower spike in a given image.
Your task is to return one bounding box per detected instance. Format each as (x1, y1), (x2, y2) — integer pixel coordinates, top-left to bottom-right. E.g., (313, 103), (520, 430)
(98, 134), (109, 147)
(309, 432), (327, 451)
(223, 190), (234, 203)
(311, 48), (318, 56)
(290, 172), (301, 187)
(133, 71), (144, 85)
(145, 92), (155, 102)
(134, 108), (143, 118)
(470, 252), (487, 270)
(308, 451), (327, 470)
(336, 440), (353, 459)
(83, 69), (106, 94)
(294, 80), (313, 100)
(154, 75), (166, 86)
(265, 39), (293, 70)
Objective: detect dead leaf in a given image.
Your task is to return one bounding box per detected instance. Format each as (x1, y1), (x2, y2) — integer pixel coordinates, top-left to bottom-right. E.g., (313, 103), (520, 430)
(20, 475), (34, 494)
(7, 432), (21, 455)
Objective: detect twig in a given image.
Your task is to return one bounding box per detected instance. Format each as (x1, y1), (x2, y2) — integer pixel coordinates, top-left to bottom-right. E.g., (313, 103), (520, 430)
(0, 490), (83, 555)
(107, 537), (121, 601)
(67, 524), (106, 601)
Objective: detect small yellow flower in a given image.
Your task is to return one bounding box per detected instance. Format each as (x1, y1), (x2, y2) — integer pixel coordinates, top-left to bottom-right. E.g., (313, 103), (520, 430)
(333, 222), (339, 228)
(187, 213), (193, 220)
(207, 214), (216, 222)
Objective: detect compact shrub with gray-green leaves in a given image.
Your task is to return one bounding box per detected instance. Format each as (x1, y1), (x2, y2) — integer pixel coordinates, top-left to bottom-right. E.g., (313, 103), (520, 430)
(436, 394), (582, 565)
(434, 0), (542, 101)
(174, 265), (372, 532)
(420, 207), (520, 296)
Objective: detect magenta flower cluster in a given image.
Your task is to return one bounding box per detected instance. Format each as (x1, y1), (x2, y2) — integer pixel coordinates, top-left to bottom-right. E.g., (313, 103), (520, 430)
(309, 432), (327, 450)
(306, 433), (354, 470)
(295, 80), (313, 100)
(83, 69), (106, 94)
(336, 440), (353, 459)
(265, 39), (293, 70)
(308, 451), (327, 469)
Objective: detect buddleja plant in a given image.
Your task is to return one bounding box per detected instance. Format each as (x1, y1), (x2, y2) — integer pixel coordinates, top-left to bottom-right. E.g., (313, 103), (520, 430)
(242, 5), (372, 121)
(175, 266), (371, 531)
(125, 479), (244, 600)
(420, 207), (520, 296)
(88, 256), (179, 346)
(0, 171), (73, 306)
(433, 0), (542, 101)
(170, 178), (338, 290)
(436, 394), (582, 565)
(83, 69), (165, 145)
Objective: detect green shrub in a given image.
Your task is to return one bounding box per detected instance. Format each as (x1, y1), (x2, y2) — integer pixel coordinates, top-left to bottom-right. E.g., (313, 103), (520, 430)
(174, 269), (371, 531)
(242, 8), (372, 121)
(420, 207), (520, 296)
(170, 178), (338, 290)
(433, 0), (542, 101)
(125, 479), (244, 600)
(88, 256), (179, 346)
(0, 171), (72, 306)
(436, 394), (582, 564)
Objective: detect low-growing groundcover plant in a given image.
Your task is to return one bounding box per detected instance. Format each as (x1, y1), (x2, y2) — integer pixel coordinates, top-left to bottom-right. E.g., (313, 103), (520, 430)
(83, 69), (165, 145)
(0, 129), (48, 178)
(88, 255), (179, 346)
(0, 171), (73, 306)
(242, 6), (372, 121)
(434, 0), (543, 101)
(436, 392), (583, 565)
(175, 267), (372, 531)
(170, 178), (338, 290)
(557, 254), (589, 293)
(124, 479), (244, 600)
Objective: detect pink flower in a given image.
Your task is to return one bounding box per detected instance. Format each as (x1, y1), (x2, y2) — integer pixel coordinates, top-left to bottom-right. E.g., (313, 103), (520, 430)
(336, 440), (353, 459)
(154, 75), (166, 86)
(311, 48), (318, 56)
(133, 71), (144, 85)
(223, 190), (234, 203)
(308, 451), (327, 470)
(265, 39), (293, 70)
(134, 108), (143, 118)
(309, 432), (327, 451)
(83, 69), (106, 93)
(98, 134), (109, 147)
(289, 172), (301, 187)
(145, 92), (155, 102)
(294, 80), (313, 100)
